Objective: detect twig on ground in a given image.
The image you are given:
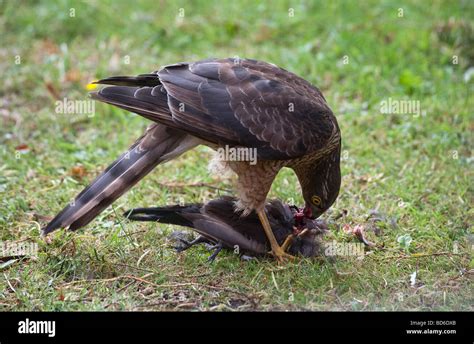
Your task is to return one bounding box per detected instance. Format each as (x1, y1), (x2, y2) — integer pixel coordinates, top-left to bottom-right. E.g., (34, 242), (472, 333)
(58, 273), (256, 303)
(380, 252), (468, 260)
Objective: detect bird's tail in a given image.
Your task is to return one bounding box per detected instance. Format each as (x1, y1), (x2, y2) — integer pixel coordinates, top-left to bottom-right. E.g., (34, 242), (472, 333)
(42, 124), (199, 235)
(123, 203), (203, 227)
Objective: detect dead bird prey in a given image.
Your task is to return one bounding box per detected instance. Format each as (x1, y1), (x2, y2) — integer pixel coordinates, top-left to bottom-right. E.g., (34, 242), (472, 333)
(42, 58), (341, 262)
(124, 196), (328, 261)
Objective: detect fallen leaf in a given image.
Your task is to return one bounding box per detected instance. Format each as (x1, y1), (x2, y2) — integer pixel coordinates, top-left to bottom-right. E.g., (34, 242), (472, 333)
(58, 289), (65, 301)
(65, 68), (82, 83)
(40, 39), (60, 55)
(70, 165), (87, 179)
(15, 144), (30, 153)
(45, 82), (60, 99)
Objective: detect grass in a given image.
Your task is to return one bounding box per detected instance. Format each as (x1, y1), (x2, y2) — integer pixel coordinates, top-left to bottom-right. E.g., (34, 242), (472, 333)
(0, 0), (472, 311)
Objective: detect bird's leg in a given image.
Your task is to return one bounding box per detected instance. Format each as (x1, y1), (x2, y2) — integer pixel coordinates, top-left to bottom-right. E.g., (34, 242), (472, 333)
(207, 242), (224, 263)
(175, 235), (209, 252)
(257, 209), (295, 262)
(281, 234), (295, 252)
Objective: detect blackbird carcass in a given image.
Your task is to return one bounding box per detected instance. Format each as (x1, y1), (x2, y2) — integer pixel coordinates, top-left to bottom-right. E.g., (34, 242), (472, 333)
(124, 196), (328, 261)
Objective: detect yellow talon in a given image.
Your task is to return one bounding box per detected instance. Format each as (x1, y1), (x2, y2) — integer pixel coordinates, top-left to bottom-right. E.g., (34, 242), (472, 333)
(281, 234), (295, 252)
(269, 246), (296, 263)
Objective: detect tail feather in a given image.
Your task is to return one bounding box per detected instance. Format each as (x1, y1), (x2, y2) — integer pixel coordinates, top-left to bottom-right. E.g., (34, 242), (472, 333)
(42, 72), (203, 235)
(93, 74), (161, 87)
(124, 204), (202, 227)
(42, 124), (199, 235)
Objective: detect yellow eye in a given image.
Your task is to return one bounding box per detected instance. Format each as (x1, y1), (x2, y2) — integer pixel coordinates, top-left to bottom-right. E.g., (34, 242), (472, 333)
(311, 195), (322, 206)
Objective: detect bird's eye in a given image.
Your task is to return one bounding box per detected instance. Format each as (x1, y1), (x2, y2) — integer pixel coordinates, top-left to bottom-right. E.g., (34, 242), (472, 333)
(311, 195), (322, 207)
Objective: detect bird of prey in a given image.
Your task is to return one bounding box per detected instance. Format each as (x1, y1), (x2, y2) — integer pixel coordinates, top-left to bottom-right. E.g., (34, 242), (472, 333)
(42, 57), (341, 262)
(124, 196), (328, 261)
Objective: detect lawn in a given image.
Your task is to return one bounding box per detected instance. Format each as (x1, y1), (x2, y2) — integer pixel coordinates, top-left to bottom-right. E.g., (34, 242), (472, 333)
(0, 0), (472, 311)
